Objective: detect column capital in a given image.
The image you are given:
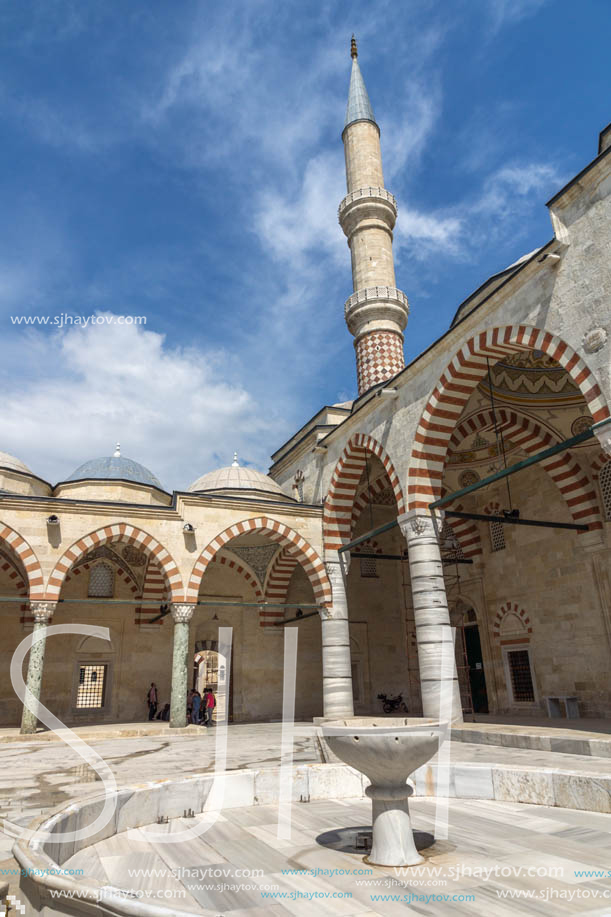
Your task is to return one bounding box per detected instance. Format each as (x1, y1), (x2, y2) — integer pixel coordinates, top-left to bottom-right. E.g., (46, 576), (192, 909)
(593, 417), (611, 456)
(30, 601), (57, 623)
(170, 603), (196, 624)
(397, 509), (444, 540)
(324, 552), (350, 578)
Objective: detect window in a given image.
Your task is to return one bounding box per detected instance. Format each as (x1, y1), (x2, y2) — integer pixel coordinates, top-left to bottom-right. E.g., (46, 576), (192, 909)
(88, 562), (114, 598)
(506, 649), (535, 703)
(360, 556), (378, 578)
(489, 520), (506, 552)
(600, 462), (611, 520)
(76, 664), (107, 708)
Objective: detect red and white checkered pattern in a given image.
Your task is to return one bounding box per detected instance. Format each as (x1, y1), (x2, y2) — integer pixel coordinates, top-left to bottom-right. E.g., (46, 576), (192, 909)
(355, 330), (405, 394)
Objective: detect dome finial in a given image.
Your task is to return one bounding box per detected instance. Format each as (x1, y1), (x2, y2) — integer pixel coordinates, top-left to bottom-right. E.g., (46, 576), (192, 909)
(113, 442), (121, 458)
(232, 451), (239, 467)
(350, 34), (358, 59)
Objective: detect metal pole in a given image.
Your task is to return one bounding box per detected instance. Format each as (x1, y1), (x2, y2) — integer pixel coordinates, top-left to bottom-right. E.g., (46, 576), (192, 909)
(275, 610), (320, 626)
(338, 518), (399, 553)
(430, 424), (599, 510)
(445, 510), (589, 532)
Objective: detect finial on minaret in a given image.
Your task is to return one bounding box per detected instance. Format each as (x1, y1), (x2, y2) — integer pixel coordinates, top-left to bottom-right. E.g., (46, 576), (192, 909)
(232, 452), (239, 467)
(350, 35), (358, 59)
(113, 442), (121, 457)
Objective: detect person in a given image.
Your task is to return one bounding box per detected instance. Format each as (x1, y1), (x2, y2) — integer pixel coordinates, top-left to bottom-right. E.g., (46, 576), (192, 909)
(204, 688), (216, 726)
(161, 703), (170, 722)
(191, 690), (201, 725)
(186, 689), (194, 721)
(147, 683), (157, 721)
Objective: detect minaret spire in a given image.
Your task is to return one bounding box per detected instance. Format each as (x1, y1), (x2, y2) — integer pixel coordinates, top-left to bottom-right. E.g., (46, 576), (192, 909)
(339, 39), (409, 395)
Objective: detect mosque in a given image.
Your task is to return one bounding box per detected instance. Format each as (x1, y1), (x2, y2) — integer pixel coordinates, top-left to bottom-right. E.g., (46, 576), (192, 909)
(1, 39), (611, 734)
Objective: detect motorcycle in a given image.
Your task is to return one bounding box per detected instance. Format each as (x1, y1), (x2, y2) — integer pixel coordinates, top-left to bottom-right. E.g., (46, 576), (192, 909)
(378, 692), (408, 714)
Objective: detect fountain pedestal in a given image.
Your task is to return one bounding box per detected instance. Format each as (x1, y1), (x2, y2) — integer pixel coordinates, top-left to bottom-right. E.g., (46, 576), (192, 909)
(321, 717), (444, 867)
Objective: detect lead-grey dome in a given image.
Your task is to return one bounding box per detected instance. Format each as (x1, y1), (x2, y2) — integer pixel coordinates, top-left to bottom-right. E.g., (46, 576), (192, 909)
(189, 454), (291, 502)
(0, 450), (32, 475)
(65, 446), (162, 490)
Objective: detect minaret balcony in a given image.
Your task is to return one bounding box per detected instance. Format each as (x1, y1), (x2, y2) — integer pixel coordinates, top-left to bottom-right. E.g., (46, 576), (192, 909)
(338, 186), (397, 237)
(344, 285), (409, 337)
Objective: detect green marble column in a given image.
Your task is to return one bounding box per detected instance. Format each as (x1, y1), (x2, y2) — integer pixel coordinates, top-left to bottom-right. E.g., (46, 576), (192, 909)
(169, 604), (196, 728)
(20, 602), (56, 735)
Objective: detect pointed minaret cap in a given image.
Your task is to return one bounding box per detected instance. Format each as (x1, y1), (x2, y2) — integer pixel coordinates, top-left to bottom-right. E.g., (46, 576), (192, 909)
(232, 452), (239, 467)
(344, 36), (377, 131)
(113, 442), (121, 458)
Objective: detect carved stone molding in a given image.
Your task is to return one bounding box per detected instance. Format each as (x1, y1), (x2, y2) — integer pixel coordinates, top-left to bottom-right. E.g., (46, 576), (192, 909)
(582, 327), (608, 354)
(30, 602), (57, 624)
(170, 603), (196, 624)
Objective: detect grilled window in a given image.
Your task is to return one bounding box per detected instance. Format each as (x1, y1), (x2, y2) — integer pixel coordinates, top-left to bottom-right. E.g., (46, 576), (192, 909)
(507, 650), (535, 702)
(76, 664), (107, 708)
(88, 562), (114, 598)
(600, 463), (611, 520)
(360, 557), (378, 578)
(489, 520), (506, 552)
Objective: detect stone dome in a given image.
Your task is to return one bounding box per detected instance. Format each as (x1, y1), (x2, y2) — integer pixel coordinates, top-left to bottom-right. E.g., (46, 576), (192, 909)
(0, 451), (32, 475)
(65, 444), (163, 490)
(189, 454), (291, 502)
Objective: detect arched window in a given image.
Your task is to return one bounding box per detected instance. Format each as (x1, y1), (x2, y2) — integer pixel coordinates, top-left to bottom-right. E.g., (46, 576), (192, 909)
(600, 462), (611, 520)
(88, 562), (114, 598)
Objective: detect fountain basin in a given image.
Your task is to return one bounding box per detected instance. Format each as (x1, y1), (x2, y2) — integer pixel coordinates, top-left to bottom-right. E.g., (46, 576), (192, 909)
(321, 717), (445, 867)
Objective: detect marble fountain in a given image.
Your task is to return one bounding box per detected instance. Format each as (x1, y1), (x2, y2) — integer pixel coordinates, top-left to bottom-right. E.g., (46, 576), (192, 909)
(321, 716), (444, 867)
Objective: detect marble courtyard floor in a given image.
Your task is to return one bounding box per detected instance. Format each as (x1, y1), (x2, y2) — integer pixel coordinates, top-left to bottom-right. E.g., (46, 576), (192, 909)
(1, 722), (611, 914)
(62, 797), (611, 915)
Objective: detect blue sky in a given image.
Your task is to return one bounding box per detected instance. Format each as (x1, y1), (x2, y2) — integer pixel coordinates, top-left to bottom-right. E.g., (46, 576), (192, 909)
(0, 0), (608, 489)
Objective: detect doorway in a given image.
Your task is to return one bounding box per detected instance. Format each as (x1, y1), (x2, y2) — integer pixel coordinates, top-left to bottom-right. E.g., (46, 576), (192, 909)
(452, 603), (489, 715)
(193, 640), (233, 723)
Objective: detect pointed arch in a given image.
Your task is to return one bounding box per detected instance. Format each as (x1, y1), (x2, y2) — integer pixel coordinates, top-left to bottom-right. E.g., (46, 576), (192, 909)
(493, 602), (533, 639)
(0, 546), (29, 624)
(407, 325), (610, 512)
(265, 546), (299, 603)
(209, 552), (263, 599)
(448, 407), (602, 531)
(186, 517), (331, 606)
(45, 524), (184, 601)
(591, 451), (611, 479)
(136, 558), (167, 627)
(323, 433), (406, 550)
(0, 522), (44, 597)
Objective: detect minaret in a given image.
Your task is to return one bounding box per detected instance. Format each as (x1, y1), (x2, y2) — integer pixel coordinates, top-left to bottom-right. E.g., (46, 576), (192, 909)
(339, 37), (409, 395)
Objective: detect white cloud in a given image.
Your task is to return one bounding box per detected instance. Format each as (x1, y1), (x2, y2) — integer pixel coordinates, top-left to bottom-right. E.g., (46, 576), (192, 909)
(0, 317), (284, 489)
(394, 159), (564, 267)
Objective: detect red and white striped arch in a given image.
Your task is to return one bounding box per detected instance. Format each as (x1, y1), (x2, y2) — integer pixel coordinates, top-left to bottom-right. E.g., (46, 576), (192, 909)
(493, 602), (533, 640)
(136, 559), (167, 626)
(0, 548), (29, 624)
(0, 523), (44, 597)
(440, 496), (483, 558)
(263, 546), (299, 627)
(210, 553), (263, 599)
(408, 325), (610, 512)
(45, 524), (184, 601)
(449, 407), (602, 531)
(591, 451), (611, 479)
(324, 434), (406, 551)
(350, 474), (395, 533)
(186, 517), (331, 607)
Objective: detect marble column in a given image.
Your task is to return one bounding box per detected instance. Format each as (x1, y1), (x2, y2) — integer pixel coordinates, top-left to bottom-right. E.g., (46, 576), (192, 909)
(320, 554), (354, 719)
(169, 603), (196, 729)
(20, 601), (57, 735)
(398, 511), (463, 724)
